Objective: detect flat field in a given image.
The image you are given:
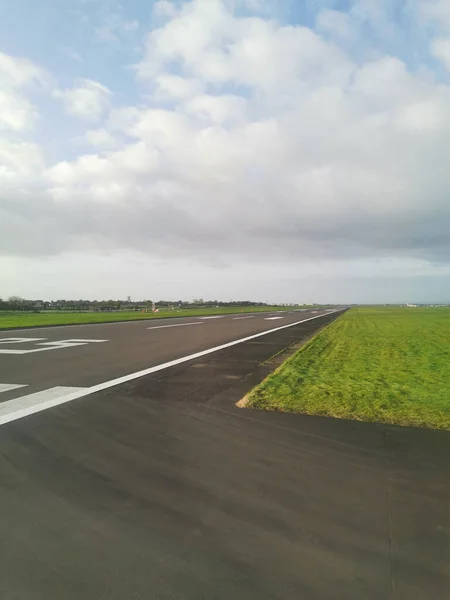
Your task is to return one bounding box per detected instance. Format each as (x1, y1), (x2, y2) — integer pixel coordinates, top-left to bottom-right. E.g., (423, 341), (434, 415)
(0, 305), (295, 330)
(246, 307), (450, 429)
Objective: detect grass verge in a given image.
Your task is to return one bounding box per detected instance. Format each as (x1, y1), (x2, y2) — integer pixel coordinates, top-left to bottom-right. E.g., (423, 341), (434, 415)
(245, 307), (450, 430)
(0, 306), (294, 330)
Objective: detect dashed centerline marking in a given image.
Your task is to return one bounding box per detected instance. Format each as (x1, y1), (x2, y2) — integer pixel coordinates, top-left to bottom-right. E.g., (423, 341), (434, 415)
(148, 323), (203, 330)
(197, 316), (226, 320)
(264, 316), (285, 321)
(233, 316), (255, 320)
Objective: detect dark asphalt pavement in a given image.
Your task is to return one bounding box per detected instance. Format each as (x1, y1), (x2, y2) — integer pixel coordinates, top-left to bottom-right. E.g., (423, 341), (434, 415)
(0, 309), (334, 401)
(0, 310), (449, 599)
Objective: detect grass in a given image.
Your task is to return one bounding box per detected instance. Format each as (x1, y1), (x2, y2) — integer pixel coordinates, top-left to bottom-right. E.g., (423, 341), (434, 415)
(246, 307), (450, 430)
(0, 306), (294, 330)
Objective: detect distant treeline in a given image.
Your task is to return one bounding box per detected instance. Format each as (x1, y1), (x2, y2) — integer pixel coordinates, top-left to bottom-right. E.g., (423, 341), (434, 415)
(0, 297), (301, 313)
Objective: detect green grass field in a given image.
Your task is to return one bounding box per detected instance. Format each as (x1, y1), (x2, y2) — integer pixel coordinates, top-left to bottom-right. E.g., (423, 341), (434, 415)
(0, 306), (294, 330)
(246, 307), (450, 430)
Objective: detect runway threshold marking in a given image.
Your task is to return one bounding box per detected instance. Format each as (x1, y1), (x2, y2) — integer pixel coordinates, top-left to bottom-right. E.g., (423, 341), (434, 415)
(0, 310), (342, 427)
(147, 323), (203, 330)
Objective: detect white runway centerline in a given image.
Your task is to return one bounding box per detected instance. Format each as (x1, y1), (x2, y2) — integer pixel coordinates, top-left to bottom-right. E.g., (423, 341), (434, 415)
(0, 310), (342, 427)
(147, 322), (203, 330)
(197, 316), (226, 320)
(233, 316), (255, 320)
(264, 316), (284, 321)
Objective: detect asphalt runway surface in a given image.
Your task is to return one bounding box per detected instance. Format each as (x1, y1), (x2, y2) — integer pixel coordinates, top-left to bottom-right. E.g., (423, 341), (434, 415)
(0, 309), (337, 415)
(1, 308), (449, 599)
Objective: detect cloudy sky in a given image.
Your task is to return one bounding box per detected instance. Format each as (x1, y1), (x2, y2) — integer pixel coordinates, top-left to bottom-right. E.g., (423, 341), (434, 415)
(1, 0), (450, 303)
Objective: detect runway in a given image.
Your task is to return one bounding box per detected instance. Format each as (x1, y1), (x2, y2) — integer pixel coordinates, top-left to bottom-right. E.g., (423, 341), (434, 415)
(0, 309), (338, 422)
(0, 308), (449, 599)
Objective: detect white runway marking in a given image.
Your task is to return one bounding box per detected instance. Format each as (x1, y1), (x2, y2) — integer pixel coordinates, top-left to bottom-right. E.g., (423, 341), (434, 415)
(59, 339), (109, 343)
(0, 310), (342, 427)
(197, 316), (226, 320)
(0, 338), (108, 355)
(0, 387), (86, 425)
(264, 316), (284, 321)
(0, 337), (46, 344)
(233, 316), (255, 320)
(1, 310), (330, 334)
(148, 323), (203, 330)
(0, 383), (28, 394)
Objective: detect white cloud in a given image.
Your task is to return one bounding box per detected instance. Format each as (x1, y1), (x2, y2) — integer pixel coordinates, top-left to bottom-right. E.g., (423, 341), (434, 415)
(154, 75), (205, 100)
(0, 139), (45, 181)
(0, 52), (48, 133)
(85, 128), (117, 147)
(431, 37), (450, 70)
(420, 0), (450, 32)
(136, 0), (352, 92)
(106, 106), (142, 133)
(0, 51), (48, 89)
(0, 51), (47, 192)
(0, 90), (38, 132)
(37, 46), (450, 264)
(184, 94), (247, 125)
(46, 153), (113, 187)
(53, 79), (111, 122)
(316, 9), (353, 39)
(2, 0), (450, 302)
(243, 0), (265, 8)
(153, 1), (178, 19)
(396, 95), (450, 132)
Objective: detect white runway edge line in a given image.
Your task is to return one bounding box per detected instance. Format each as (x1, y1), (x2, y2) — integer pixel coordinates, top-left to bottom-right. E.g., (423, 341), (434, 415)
(0, 310), (343, 427)
(0, 387), (85, 424)
(148, 323), (203, 330)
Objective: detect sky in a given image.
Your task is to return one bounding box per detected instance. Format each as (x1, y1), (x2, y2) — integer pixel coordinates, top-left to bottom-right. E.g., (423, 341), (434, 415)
(1, 0), (450, 304)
